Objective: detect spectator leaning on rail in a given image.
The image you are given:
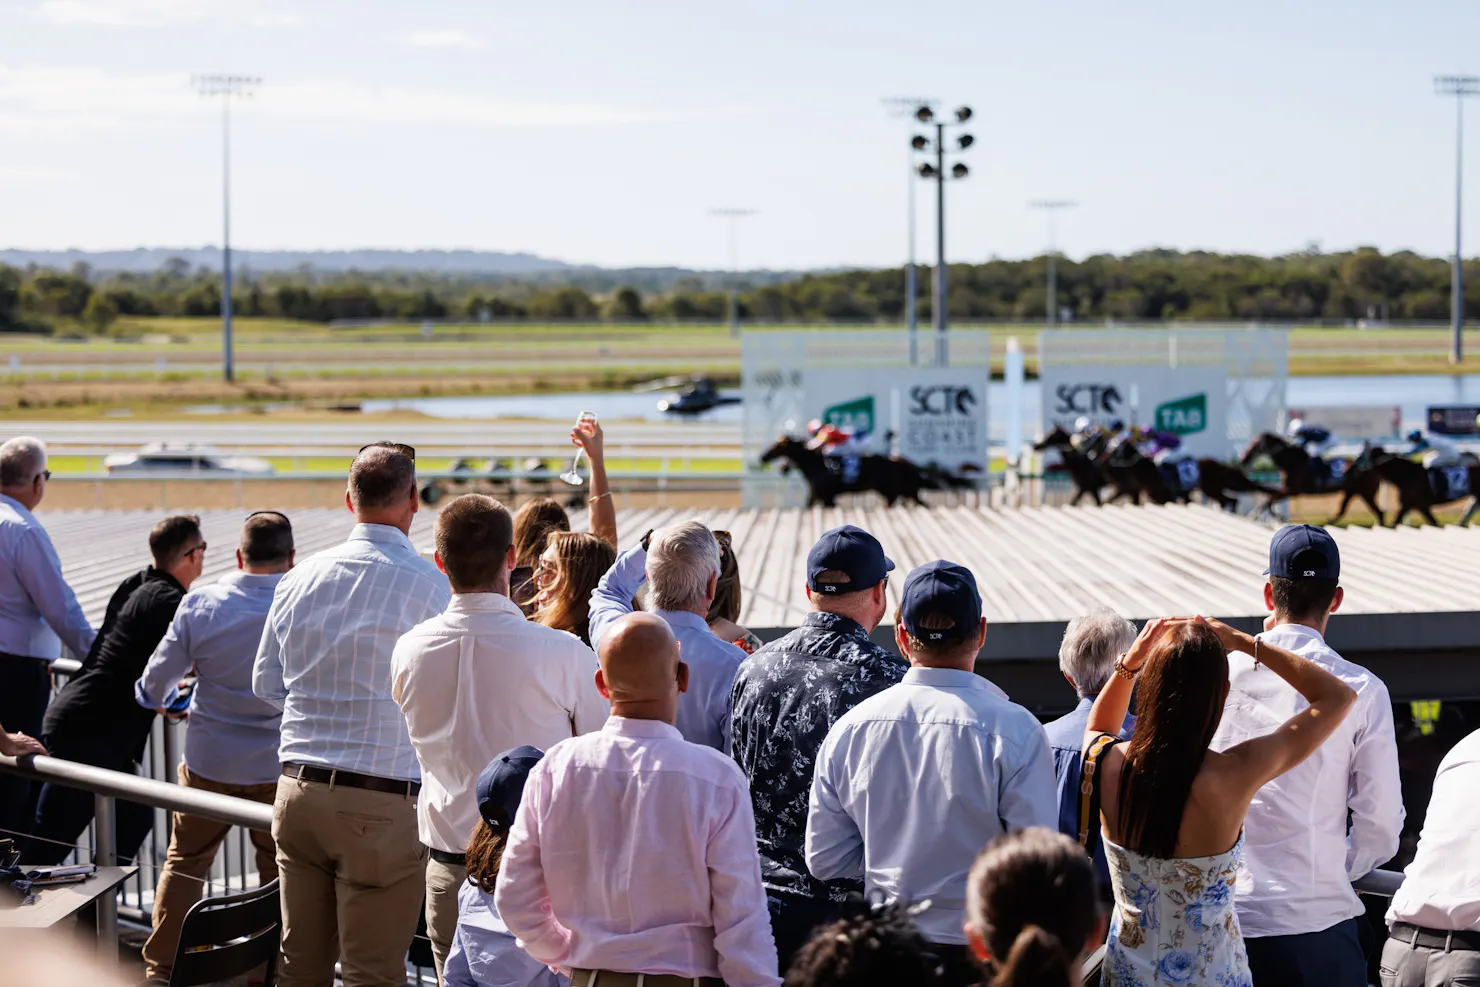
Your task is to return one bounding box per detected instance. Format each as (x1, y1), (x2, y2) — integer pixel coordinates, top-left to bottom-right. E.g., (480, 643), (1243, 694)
(1210, 524), (1403, 987)
(495, 611), (781, 987)
(392, 494), (607, 981)
(1381, 725), (1480, 987)
(588, 520), (746, 751)
(730, 524), (907, 969)
(29, 514), (204, 866)
(806, 560), (1057, 987)
(0, 435), (96, 837)
(133, 511), (295, 984)
(1042, 608), (1137, 895)
(253, 443), (451, 987)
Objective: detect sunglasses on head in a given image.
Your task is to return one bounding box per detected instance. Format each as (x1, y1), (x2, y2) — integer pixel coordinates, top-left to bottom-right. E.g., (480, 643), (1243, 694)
(357, 442), (416, 461)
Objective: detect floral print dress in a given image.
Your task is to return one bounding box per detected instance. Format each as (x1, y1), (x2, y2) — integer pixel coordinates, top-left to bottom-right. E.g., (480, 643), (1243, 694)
(1102, 831), (1253, 987)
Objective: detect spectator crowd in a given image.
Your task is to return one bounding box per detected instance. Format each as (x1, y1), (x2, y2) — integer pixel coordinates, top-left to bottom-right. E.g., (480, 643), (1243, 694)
(0, 427), (1477, 987)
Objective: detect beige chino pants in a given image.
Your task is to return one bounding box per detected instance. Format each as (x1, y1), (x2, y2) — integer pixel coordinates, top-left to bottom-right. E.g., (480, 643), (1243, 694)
(424, 857), (467, 983)
(272, 774), (427, 987)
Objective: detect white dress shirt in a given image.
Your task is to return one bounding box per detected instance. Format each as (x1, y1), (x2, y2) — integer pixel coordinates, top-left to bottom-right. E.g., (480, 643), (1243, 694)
(0, 493), (95, 661)
(495, 716), (780, 987)
(806, 666), (1058, 945)
(1387, 728), (1480, 933)
(253, 523), (450, 781)
(391, 592), (609, 852)
(135, 570), (286, 786)
(1210, 622), (1403, 938)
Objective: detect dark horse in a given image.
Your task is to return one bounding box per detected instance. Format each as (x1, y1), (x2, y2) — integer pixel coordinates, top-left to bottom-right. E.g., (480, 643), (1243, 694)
(1364, 451), (1480, 527)
(1240, 433), (1385, 525)
(759, 435), (939, 507)
(1036, 426), (1276, 510)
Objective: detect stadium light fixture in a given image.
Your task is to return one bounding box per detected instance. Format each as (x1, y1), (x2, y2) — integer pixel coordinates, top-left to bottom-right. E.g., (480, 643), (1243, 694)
(709, 208), (757, 337)
(957, 134), (975, 150)
(916, 105), (935, 123)
(885, 97), (939, 361)
(1435, 75), (1480, 364)
(193, 74), (260, 383)
(1029, 199), (1078, 326)
(951, 163), (969, 179)
(955, 106), (973, 123)
(911, 134), (930, 150)
(909, 101), (974, 362)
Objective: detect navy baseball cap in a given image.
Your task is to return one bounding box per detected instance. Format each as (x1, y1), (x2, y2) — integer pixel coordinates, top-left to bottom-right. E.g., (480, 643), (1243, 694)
(476, 746), (544, 828)
(1265, 524), (1340, 580)
(807, 525), (895, 595)
(900, 560), (983, 641)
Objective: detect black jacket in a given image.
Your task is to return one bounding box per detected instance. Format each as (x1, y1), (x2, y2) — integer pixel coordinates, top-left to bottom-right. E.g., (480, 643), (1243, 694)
(43, 568), (186, 761)
(729, 611), (909, 902)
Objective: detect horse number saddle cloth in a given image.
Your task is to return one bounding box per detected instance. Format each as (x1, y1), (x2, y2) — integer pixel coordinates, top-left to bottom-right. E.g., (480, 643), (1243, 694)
(1429, 465), (1472, 501)
(1157, 456), (1200, 493)
(1309, 455), (1347, 491)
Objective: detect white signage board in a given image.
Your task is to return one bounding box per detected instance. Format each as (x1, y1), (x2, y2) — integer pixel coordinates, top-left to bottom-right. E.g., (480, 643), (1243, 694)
(802, 367), (988, 474)
(1286, 406), (1402, 441)
(1038, 365), (1229, 458)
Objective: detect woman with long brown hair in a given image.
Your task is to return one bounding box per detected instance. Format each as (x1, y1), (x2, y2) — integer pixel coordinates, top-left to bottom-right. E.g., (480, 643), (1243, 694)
(530, 531), (617, 647)
(1084, 617), (1356, 986)
(707, 530), (762, 654)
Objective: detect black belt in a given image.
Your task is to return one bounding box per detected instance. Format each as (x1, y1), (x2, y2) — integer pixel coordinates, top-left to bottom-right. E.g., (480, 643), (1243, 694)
(427, 847), (466, 866)
(1392, 922), (1480, 952)
(281, 763), (420, 797)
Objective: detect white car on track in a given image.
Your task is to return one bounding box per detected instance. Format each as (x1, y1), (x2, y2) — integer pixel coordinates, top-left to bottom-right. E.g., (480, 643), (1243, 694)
(103, 443), (276, 476)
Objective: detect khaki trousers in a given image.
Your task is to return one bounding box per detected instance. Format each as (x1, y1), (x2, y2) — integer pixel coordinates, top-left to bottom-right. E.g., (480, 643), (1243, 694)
(424, 857), (467, 983)
(142, 762), (279, 982)
(272, 774), (427, 987)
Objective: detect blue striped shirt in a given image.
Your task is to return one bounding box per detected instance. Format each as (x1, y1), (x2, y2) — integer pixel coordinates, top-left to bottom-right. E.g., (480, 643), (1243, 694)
(253, 523), (450, 781)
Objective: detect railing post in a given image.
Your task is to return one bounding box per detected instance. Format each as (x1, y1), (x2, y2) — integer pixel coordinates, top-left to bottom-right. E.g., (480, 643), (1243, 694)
(94, 792), (118, 962)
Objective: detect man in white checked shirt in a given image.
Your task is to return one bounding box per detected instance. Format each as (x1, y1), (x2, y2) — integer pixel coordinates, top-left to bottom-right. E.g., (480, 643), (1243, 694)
(254, 443), (451, 987)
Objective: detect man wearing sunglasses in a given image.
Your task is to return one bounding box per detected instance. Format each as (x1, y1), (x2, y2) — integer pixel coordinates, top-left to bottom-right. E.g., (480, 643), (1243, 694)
(255, 443), (451, 987)
(30, 514), (207, 865)
(0, 435), (95, 839)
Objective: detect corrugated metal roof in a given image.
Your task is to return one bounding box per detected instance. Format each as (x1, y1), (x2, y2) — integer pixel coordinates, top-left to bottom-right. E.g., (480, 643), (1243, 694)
(37, 503), (1478, 629)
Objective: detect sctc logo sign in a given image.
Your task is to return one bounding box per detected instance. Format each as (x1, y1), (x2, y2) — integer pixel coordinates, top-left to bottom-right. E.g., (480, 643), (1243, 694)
(1054, 383), (1123, 416)
(910, 385), (978, 416)
(1155, 393), (1207, 435)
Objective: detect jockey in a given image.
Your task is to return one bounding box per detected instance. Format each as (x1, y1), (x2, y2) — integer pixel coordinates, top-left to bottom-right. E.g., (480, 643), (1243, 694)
(1406, 429), (1463, 469)
(806, 418), (872, 484)
(1287, 418), (1337, 458)
(1142, 429), (1184, 465)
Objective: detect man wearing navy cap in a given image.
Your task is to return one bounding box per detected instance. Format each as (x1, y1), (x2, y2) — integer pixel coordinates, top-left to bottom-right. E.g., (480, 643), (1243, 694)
(805, 560), (1056, 986)
(729, 524), (909, 969)
(1212, 524), (1402, 987)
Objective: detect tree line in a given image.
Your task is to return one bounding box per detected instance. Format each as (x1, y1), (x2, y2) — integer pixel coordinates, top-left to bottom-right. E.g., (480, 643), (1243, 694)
(3, 247), (1478, 333)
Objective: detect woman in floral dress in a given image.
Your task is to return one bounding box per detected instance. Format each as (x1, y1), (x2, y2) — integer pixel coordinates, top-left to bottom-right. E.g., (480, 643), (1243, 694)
(1083, 616), (1357, 986)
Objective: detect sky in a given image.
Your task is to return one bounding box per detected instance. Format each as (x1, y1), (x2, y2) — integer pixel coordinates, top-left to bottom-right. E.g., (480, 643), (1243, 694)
(2, 0), (1480, 270)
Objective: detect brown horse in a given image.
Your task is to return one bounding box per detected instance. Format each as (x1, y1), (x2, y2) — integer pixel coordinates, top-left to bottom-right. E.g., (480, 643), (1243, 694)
(1034, 426), (1113, 506)
(759, 435), (939, 507)
(1240, 433), (1385, 525)
(1365, 451), (1480, 527)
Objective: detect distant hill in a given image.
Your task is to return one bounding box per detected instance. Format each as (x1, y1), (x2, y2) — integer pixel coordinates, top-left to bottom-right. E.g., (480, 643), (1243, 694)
(0, 247), (577, 275)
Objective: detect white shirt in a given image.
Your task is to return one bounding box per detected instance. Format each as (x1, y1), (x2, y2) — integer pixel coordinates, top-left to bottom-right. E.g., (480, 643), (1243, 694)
(253, 523), (450, 781)
(0, 493), (95, 661)
(391, 592), (608, 852)
(495, 716), (780, 987)
(1210, 622), (1403, 938)
(1387, 728), (1480, 932)
(805, 666), (1058, 945)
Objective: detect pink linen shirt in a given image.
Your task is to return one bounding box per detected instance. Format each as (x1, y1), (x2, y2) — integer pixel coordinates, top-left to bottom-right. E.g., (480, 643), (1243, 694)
(494, 715), (781, 987)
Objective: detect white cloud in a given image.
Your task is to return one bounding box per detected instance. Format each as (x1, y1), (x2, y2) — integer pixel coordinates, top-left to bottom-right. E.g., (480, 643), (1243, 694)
(403, 28), (487, 52)
(33, 0), (302, 28)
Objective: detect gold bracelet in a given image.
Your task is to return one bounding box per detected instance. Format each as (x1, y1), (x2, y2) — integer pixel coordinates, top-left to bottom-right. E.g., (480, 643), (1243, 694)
(1253, 634), (1262, 670)
(589, 491), (613, 504)
(1112, 653), (1137, 682)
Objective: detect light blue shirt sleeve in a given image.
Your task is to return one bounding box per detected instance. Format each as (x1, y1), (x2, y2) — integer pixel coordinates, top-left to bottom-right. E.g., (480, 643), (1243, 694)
(251, 594), (288, 710)
(587, 544), (647, 653)
(15, 525), (96, 659)
(998, 722), (1060, 833)
(804, 731), (866, 882)
(135, 603), (196, 710)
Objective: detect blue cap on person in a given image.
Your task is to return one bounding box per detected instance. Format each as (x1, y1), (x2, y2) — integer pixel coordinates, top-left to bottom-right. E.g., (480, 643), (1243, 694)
(476, 746), (544, 828)
(1265, 524), (1340, 580)
(807, 525), (895, 594)
(900, 560), (982, 641)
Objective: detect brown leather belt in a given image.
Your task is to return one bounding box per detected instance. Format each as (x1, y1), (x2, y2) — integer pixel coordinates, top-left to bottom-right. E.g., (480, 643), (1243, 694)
(569, 970), (724, 987)
(281, 763), (421, 797)
(1392, 922), (1480, 952)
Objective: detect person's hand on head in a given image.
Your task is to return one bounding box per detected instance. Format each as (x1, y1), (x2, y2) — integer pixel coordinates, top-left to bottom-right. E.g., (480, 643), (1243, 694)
(1194, 614), (1251, 653)
(571, 418), (605, 461)
(0, 730), (46, 757)
(1120, 617), (1170, 671)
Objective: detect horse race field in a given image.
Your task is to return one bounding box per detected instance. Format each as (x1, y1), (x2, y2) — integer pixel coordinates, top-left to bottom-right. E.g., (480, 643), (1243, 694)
(1, 317), (1476, 415)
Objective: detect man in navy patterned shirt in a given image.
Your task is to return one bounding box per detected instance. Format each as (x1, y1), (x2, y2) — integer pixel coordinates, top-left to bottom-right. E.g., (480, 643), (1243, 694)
(729, 525), (908, 970)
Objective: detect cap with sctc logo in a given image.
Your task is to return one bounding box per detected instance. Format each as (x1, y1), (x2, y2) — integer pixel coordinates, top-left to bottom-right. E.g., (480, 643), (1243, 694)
(900, 560), (983, 642)
(1264, 524), (1340, 581)
(476, 745), (544, 828)
(806, 525), (895, 594)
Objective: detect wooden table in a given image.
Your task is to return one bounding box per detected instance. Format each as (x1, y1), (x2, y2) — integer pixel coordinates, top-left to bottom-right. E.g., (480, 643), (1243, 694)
(0, 866), (137, 930)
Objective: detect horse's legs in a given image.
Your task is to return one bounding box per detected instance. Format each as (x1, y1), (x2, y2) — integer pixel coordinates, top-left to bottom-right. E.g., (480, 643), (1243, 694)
(1072, 488), (1086, 507)
(1461, 498), (1478, 527)
(1360, 491), (1385, 528)
(1421, 505), (1443, 528)
(1092, 488), (1103, 507)
(1327, 491), (1354, 526)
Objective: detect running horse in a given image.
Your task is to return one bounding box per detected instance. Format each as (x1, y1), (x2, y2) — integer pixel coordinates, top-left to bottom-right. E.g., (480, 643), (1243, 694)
(1240, 433), (1385, 525)
(1363, 450), (1480, 527)
(1033, 426), (1113, 506)
(759, 435), (941, 507)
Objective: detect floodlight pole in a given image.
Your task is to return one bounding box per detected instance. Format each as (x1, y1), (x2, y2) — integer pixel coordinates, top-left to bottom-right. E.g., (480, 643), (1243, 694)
(883, 97), (936, 364)
(933, 121), (947, 364)
(710, 208), (755, 337)
(194, 74), (259, 382)
(1029, 200), (1076, 325)
(1436, 75), (1480, 364)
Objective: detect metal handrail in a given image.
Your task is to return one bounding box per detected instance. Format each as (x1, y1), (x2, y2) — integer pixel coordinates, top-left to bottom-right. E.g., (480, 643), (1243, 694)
(1354, 868), (1405, 897)
(0, 754), (272, 832)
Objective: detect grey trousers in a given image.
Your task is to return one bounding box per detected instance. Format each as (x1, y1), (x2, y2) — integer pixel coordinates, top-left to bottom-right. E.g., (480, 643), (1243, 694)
(1381, 935), (1480, 987)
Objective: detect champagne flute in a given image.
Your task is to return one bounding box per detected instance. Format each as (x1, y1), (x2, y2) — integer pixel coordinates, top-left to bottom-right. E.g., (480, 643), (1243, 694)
(561, 411), (597, 485)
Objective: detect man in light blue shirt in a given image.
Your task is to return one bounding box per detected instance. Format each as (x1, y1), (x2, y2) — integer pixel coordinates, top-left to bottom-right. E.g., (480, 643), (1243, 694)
(806, 561), (1057, 986)
(254, 444), (451, 987)
(589, 520), (746, 751)
(135, 510), (294, 984)
(0, 435), (95, 837)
